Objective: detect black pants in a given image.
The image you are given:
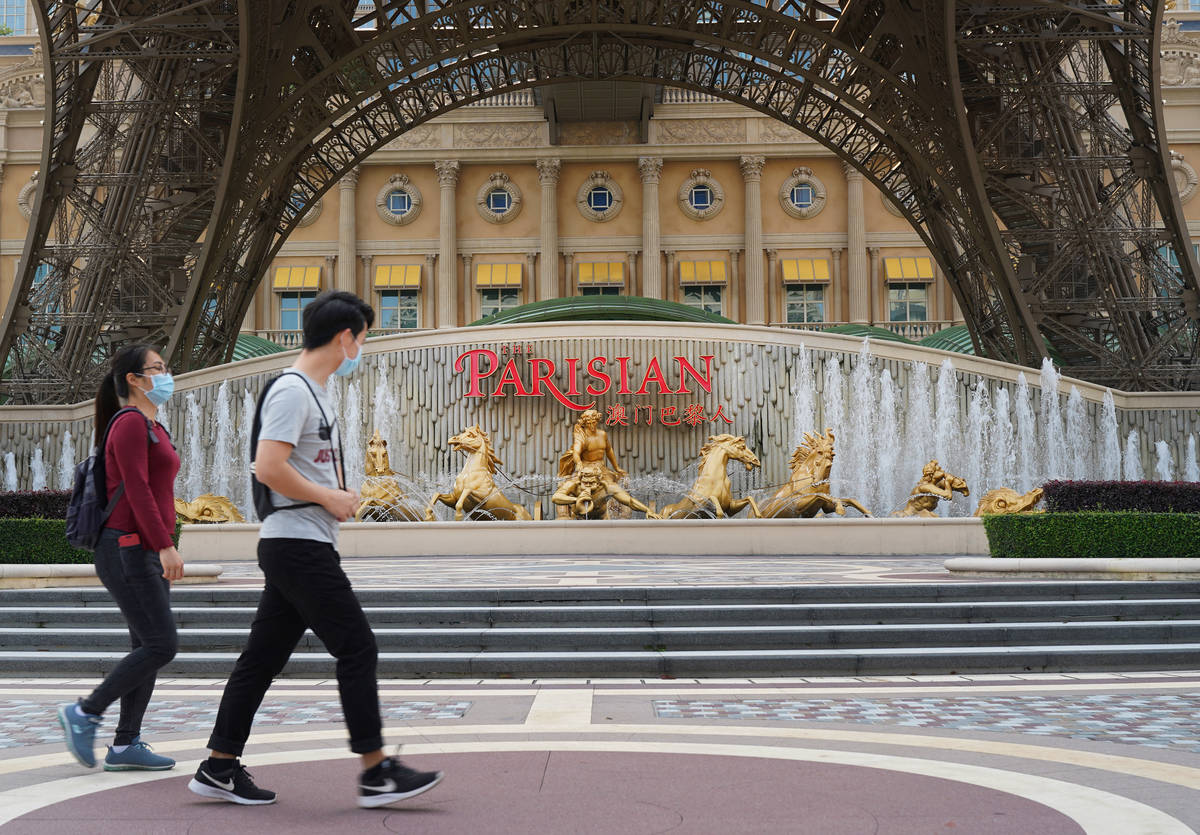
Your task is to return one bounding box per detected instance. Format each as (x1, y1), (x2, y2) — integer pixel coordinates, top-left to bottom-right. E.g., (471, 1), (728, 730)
(208, 538), (383, 756)
(82, 528), (178, 746)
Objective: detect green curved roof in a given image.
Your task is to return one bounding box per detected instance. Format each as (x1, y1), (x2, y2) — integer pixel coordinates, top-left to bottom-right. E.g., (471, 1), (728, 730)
(822, 323), (915, 344)
(468, 296), (736, 326)
(230, 333), (287, 361)
(918, 324), (977, 354)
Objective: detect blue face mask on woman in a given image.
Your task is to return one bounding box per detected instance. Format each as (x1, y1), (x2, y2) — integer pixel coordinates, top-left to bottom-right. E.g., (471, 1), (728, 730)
(139, 373), (175, 406)
(335, 338), (362, 377)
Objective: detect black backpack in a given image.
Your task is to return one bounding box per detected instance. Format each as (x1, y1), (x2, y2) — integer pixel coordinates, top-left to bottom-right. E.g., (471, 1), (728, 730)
(250, 372), (345, 520)
(65, 407), (160, 551)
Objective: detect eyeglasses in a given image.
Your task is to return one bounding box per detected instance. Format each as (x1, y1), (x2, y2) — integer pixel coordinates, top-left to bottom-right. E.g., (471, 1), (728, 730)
(139, 363), (171, 375)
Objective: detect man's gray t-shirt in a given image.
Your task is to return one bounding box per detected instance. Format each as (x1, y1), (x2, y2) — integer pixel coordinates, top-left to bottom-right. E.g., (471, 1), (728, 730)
(257, 371), (341, 545)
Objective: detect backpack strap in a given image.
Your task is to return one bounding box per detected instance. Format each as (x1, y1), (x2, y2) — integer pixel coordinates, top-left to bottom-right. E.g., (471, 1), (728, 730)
(252, 372), (342, 515)
(96, 406), (154, 521)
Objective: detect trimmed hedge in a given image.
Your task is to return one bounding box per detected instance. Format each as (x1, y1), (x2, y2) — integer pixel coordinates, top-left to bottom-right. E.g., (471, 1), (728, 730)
(982, 512), (1200, 559)
(0, 490), (71, 519)
(0, 519), (92, 564)
(1043, 480), (1200, 513)
(0, 518), (183, 564)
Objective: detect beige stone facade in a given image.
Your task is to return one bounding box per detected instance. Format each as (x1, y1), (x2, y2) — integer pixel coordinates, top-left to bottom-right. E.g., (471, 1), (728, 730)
(3, 16), (1200, 351)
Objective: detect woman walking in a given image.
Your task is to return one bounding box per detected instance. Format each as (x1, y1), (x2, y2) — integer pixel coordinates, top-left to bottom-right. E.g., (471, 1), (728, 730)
(57, 344), (183, 770)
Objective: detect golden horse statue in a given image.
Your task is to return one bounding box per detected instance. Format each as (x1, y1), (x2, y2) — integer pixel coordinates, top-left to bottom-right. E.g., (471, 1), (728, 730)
(893, 459), (970, 517)
(757, 429), (872, 518)
(174, 494), (245, 524)
(974, 486), (1044, 516)
(425, 425), (533, 521)
(355, 430), (424, 522)
(661, 434), (762, 519)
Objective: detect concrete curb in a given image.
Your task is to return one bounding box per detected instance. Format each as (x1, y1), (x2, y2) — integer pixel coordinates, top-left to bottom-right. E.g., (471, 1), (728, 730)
(944, 557), (1200, 580)
(0, 564), (225, 589)
(179, 518), (991, 559)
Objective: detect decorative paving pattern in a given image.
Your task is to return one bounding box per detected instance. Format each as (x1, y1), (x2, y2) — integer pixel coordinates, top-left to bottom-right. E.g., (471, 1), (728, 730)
(0, 699), (471, 749)
(206, 556), (972, 588)
(652, 694), (1200, 753)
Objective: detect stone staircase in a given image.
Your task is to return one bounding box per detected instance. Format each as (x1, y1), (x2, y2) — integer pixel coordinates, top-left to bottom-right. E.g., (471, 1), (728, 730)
(1, 582), (1198, 678)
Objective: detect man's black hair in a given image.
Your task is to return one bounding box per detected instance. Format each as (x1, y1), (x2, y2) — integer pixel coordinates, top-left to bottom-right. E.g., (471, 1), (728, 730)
(301, 290), (375, 350)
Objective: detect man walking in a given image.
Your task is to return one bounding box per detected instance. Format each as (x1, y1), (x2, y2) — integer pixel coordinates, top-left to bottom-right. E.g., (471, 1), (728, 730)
(188, 290), (442, 808)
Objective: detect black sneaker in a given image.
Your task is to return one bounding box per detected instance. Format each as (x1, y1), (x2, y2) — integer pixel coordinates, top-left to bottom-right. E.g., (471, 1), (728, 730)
(358, 757), (443, 808)
(188, 759), (277, 805)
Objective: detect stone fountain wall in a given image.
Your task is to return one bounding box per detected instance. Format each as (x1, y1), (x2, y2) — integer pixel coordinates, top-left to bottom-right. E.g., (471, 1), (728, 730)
(2, 323), (1199, 518)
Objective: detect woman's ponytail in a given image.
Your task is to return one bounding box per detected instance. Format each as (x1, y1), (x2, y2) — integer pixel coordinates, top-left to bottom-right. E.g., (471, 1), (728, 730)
(94, 372), (119, 449)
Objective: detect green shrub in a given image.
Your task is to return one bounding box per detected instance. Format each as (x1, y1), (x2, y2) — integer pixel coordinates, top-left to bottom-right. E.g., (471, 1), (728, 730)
(0, 519), (92, 564)
(0, 519), (183, 564)
(982, 512), (1200, 559)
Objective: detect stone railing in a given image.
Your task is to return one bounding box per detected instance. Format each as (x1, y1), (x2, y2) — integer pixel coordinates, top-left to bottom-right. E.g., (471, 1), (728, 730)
(466, 90), (536, 107)
(661, 88), (723, 104)
(247, 327), (420, 349)
(770, 321), (957, 341)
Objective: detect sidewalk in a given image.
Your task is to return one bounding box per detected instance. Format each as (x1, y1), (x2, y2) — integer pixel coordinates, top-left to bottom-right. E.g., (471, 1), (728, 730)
(1, 556), (1197, 833)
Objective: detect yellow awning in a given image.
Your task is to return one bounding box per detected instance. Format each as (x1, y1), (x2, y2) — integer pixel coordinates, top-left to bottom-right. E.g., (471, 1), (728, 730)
(476, 263), (522, 287)
(679, 260), (727, 285)
(780, 258), (830, 283)
(883, 256), (934, 282)
(272, 265), (321, 290)
(578, 261), (625, 286)
(375, 264), (421, 288)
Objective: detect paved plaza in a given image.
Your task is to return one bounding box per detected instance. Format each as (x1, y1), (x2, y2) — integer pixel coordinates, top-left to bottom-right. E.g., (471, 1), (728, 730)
(1, 557), (1198, 833)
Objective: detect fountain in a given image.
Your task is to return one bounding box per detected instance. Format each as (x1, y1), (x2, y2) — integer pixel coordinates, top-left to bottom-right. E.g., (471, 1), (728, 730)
(57, 430), (75, 490)
(3, 451), (17, 492)
(790, 343), (816, 451)
(211, 381), (234, 500)
(1039, 359), (1066, 481)
(1065, 387), (1091, 481)
(1187, 436), (1200, 483)
(991, 387), (1016, 500)
(1124, 431), (1144, 480)
(1013, 373), (1038, 491)
(1099, 391), (1122, 480)
(893, 460), (970, 517)
(964, 381), (991, 516)
(845, 341), (878, 512)
(343, 380), (364, 492)
(183, 393), (204, 502)
(1155, 440), (1174, 482)
(241, 389), (257, 522)
(29, 447), (46, 491)
(822, 356), (846, 496)
(876, 369), (902, 513)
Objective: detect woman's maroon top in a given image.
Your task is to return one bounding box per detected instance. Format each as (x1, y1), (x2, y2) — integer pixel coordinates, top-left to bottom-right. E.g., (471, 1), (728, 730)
(104, 410), (180, 552)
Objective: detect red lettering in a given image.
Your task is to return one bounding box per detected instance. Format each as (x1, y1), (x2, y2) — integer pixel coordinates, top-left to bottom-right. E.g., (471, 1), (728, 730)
(455, 349), (499, 397)
(675, 355), (714, 395)
(564, 358), (582, 396)
(660, 406), (681, 426)
(634, 357), (673, 395)
(616, 356), (632, 395)
(491, 358), (533, 396)
(585, 356), (612, 396)
(531, 357), (594, 410)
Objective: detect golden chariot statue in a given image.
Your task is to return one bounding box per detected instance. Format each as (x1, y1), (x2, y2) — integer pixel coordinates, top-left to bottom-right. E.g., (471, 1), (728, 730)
(553, 409), (658, 519)
(893, 460), (970, 517)
(355, 430), (424, 522)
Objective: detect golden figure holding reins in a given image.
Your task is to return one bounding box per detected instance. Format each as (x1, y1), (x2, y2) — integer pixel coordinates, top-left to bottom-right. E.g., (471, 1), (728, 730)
(756, 429), (872, 518)
(893, 459), (970, 517)
(426, 425), (533, 521)
(661, 434), (762, 519)
(355, 430), (424, 522)
(553, 409), (657, 519)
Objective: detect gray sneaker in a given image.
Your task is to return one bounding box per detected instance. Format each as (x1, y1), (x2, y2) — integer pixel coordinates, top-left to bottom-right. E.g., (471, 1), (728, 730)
(57, 702), (101, 768)
(104, 737), (175, 771)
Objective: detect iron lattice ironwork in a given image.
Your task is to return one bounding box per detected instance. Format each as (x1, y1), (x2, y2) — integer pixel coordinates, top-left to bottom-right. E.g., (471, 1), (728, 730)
(1, 0), (1197, 403)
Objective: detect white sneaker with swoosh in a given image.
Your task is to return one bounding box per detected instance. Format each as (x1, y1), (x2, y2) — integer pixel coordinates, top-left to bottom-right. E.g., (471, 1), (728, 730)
(358, 757), (443, 808)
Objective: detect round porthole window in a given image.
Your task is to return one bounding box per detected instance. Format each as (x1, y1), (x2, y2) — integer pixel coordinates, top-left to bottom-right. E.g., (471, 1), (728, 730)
(376, 173), (423, 226)
(678, 170), (725, 221)
(576, 171), (624, 222)
(477, 172), (523, 224)
(778, 167), (827, 220)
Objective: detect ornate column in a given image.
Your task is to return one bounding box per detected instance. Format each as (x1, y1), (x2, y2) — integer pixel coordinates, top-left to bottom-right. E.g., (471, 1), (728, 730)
(358, 254), (374, 301)
(337, 167), (359, 294)
(626, 251), (639, 295)
(830, 247), (843, 322)
(728, 248), (742, 322)
(562, 252), (575, 293)
(664, 250), (677, 301)
(844, 163), (868, 323)
(638, 156), (664, 299)
(425, 253), (439, 327)
(434, 160), (461, 328)
(525, 251), (539, 300)
(536, 158), (561, 301)
(868, 246), (882, 325)
(765, 249), (779, 323)
(324, 254), (337, 292)
(739, 155), (767, 324)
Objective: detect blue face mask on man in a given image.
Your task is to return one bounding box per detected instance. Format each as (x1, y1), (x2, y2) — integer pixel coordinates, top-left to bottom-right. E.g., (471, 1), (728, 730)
(335, 336), (362, 377)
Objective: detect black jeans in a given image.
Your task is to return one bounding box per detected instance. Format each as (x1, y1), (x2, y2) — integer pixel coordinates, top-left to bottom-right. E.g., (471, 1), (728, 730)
(82, 528), (178, 746)
(208, 538), (383, 756)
